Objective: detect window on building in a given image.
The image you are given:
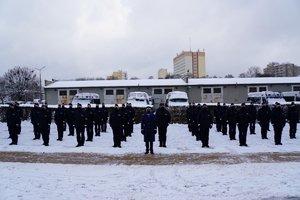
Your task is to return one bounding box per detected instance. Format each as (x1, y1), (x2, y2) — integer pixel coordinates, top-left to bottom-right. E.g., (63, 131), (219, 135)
(154, 89), (162, 95)
(249, 87), (257, 93)
(116, 89), (124, 95)
(106, 90), (114, 95)
(203, 88), (211, 94)
(164, 88), (173, 94)
(259, 87), (267, 92)
(248, 86), (267, 93)
(59, 90), (67, 96)
(293, 86), (300, 91)
(213, 88), (222, 94)
(69, 90), (77, 96)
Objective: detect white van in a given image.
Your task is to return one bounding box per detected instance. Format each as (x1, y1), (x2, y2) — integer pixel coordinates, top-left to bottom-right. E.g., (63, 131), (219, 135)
(71, 93), (100, 105)
(165, 91), (189, 107)
(126, 92), (152, 107)
(247, 91), (287, 105)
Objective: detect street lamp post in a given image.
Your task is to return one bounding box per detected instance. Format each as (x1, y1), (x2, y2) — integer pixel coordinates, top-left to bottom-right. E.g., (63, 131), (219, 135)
(35, 66), (46, 101)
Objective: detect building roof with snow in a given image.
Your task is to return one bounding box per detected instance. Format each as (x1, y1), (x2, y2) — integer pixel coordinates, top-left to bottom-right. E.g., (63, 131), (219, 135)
(45, 77), (300, 89)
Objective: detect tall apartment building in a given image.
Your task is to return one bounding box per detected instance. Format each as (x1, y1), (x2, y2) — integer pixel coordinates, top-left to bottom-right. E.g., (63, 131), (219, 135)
(173, 50), (206, 78)
(158, 68), (169, 79)
(108, 70), (128, 80)
(263, 62), (300, 77)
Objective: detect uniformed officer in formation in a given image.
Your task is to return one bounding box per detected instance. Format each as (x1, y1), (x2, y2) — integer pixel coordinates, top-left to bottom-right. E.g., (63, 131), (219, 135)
(31, 103), (41, 140)
(126, 103), (135, 136)
(247, 102), (257, 135)
(155, 103), (171, 147)
(193, 104), (202, 141)
(221, 103), (228, 135)
(227, 103), (237, 140)
(198, 104), (213, 148)
(66, 103), (75, 136)
(40, 104), (52, 146)
(74, 103), (86, 147)
(14, 102), (23, 135)
(100, 103), (108, 132)
(94, 103), (102, 136)
(121, 104), (130, 141)
(271, 102), (286, 145)
(214, 102), (222, 132)
(54, 104), (66, 141)
(237, 103), (249, 146)
(85, 103), (95, 142)
(186, 103), (194, 132)
(109, 104), (123, 148)
(6, 103), (21, 145)
(141, 106), (157, 154)
(287, 102), (299, 139)
(257, 102), (271, 139)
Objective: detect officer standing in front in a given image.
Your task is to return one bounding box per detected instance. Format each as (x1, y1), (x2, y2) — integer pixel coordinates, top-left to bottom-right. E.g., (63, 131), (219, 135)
(155, 103), (171, 147)
(141, 106), (157, 154)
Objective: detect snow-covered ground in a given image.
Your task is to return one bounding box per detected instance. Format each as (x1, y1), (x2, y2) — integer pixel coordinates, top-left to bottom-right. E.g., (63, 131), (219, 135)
(1, 121), (300, 200)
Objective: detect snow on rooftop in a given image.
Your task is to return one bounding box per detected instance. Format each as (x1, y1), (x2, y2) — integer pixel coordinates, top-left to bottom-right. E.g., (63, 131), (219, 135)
(44, 77), (300, 89)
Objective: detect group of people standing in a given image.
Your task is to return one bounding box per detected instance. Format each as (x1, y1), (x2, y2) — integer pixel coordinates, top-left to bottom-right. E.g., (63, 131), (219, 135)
(5, 101), (298, 152)
(27, 102), (109, 147)
(186, 101), (299, 147)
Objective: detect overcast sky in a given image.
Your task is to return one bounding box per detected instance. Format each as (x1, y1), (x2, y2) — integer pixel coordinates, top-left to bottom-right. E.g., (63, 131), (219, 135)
(0, 0), (299, 80)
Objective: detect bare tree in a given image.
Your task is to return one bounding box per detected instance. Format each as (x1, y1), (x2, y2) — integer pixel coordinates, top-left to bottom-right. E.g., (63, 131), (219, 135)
(4, 66), (39, 101)
(246, 66), (262, 77)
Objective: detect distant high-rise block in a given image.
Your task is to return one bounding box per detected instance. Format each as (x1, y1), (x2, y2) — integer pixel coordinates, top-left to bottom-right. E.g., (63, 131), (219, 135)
(173, 50), (206, 78)
(264, 62), (300, 77)
(158, 68), (168, 79)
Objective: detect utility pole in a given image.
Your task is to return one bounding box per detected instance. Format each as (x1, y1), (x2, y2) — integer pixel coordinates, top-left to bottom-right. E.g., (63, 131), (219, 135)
(35, 66), (46, 101)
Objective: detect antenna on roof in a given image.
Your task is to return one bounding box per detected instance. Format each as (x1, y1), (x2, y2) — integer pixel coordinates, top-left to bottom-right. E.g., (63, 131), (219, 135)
(189, 37), (191, 51)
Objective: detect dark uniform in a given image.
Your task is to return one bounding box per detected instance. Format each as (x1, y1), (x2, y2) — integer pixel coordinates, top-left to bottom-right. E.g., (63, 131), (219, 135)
(221, 103), (228, 135)
(141, 107), (157, 154)
(6, 103), (20, 145)
(155, 103), (171, 147)
(85, 104), (95, 141)
(94, 104), (102, 136)
(121, 104), (130, 141)
(66, 103), (75, 136)
(257, 103), (271, 139)
(14, 102), (23, 135)
(237, 103), (249, 146)
(40, 104), (52, 146)
(193, 104), (202, 140)
(227, 103), (237, 140)
(109, 104), (123, 148)
(198, 104), (213, 148)
(31, 103), (41, 140)
(101, 103), (108, 132)
(248, 103), (257, 135)
(287, 102), (299, 139)
(126, 103), (135, 135)
(186, 103), (193, 132)
(271, 103), (286, 145)
(54, 104), (66, 141)
(214, 102), (222, 132)
(74, 104), (86, 147)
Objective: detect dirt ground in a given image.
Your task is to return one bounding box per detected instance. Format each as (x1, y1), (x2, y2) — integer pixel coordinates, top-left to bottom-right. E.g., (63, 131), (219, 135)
(1, 151), (300, 165)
